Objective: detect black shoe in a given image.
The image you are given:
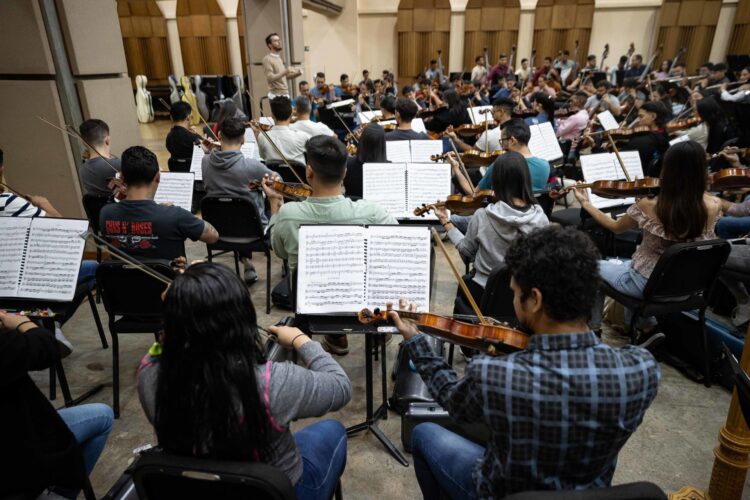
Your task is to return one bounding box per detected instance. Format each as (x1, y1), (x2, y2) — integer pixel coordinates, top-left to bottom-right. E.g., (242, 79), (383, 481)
(638, 331), (666, 355)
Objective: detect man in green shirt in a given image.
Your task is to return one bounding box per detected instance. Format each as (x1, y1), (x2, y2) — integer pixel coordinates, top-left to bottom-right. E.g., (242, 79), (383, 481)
(264, 135), (396, 354)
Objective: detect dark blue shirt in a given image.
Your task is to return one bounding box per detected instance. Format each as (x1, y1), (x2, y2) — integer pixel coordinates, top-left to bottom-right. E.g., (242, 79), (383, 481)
(404, 331), (660, 499)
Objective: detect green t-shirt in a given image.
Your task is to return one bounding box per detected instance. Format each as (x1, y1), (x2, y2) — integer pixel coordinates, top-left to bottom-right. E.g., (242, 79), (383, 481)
(477, 155), (551, 193)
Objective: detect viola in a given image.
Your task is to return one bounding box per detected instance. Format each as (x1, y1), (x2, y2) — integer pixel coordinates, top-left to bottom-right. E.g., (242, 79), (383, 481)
(249, 179), (312, 200)
(413, 190), (496, 217)
(358, 304), (528, 355)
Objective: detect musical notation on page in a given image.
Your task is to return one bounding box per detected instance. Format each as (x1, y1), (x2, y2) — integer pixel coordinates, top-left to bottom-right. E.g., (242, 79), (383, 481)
(154, 172), (195, 212)
(189, 145), (205, 181)
(386, 141), (411, 163)
(363, 163), (408, 216)
(406, 163), (451, 219)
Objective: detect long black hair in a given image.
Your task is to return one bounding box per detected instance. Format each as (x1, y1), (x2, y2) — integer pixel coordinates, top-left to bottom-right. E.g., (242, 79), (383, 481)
(155, 263), (271, 461)
(357, 124), (387, 163)
(491, 151), (537, 208)
(656, 140), (708, 240)
(641, 101), (669, 129)
(696, 97), (729, 154)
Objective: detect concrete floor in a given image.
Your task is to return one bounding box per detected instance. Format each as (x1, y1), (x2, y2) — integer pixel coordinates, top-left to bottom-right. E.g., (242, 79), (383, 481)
(31, 120), (750, 498)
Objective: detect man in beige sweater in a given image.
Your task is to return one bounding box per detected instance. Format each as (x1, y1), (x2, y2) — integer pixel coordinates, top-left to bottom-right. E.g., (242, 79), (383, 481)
(263, 33), (301, 99)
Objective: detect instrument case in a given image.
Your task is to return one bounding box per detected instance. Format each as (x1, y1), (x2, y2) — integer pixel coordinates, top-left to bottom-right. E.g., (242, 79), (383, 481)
(401, 402), (490, 453)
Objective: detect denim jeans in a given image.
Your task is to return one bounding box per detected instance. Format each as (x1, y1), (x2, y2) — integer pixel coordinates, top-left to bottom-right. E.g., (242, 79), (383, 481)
(54, 404), (114, 499)
(717, 216), (750, 239)
(594, 258), (654, 330)
(62, 260), (98, 325)
(411, 422), (484, 500)
(293, 419), (347, 500)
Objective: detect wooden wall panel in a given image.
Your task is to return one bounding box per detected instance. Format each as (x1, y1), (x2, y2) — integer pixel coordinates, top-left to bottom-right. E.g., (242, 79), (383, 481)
(656, 0), (721, 73)
(532, 0), (594, 67)
(397, 0), (451, 78)
(117, 0), (247, 87)
(463, 0), (519, 72)
(728, 0), (750, 54)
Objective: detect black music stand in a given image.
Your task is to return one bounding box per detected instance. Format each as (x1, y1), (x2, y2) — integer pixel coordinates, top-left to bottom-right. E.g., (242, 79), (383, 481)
(0, 298), (104, 407)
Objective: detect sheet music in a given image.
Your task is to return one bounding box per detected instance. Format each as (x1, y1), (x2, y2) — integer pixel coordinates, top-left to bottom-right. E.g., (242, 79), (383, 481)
(244, 128), (256, 143)
(365, 225), (430, 311)
(259, 117), (275, 127)
(597, 110), (619, 131)
(411, 118), (427, 134)
(528, 122), (563, 161)
(406, 163), (451, 220)
(469, 106), (493, 125)
(296, 225), (367, 314)
(0, 218), (32, 297)
(189, 145), (205, 181)
(16, 218), (88, 301)
(240, 142), (260, 161)
(154, 172), (194, 212)
(617, 150), (644, 180)
(358, 111), (382, 124)
(580, 153), (634, 209)
(362, 163), (407, 217)
(409, 140), (443, 163)
(386, 141), (412, 163)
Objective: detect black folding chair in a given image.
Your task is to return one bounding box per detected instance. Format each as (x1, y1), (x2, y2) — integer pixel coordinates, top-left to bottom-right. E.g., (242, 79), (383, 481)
(82, 194), (112, 263)
(503, 482), (666, 500)
(601, 239), (730, 386)
(201, 196), (273, 313)
(96, 261), (175, 418)
(264, 160), (307, 185)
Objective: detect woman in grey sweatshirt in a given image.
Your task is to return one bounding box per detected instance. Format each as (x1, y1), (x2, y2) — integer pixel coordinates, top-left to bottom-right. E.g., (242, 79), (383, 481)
(435, 152), (549, 301)
(137, 263), (351, 500)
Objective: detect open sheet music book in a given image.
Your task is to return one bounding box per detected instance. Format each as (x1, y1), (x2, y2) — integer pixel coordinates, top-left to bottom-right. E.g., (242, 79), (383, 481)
(362, 163), (451, 219)
(579, 151), (644, 209)
(527, 122), (563, 162)
(296, 225), (431, 315)
(154, 172), (195, 212)
(386, 140), (443, 163)
(0, 218), (88, 302)
(597, 110), (619, 131)
(189, 145), (205, 181)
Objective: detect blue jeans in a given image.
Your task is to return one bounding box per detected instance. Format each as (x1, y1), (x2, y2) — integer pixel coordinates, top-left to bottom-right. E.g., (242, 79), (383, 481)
(717, 216), (750, 239)
(412, 422), (484, 500)
(293, 419), (347, 500)
(596, 258), (654, 330)
(62, 260), (98, 325)
(55, 404), (114, 498)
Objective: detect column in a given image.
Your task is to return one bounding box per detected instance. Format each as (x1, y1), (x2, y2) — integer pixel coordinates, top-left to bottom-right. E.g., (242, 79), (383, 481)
(516, 0), (537, 70)
(216, 0), (244, 82)
(709, 0), (738, 63)
(449, 0), (469, 72)
(155, 0), (185, 78)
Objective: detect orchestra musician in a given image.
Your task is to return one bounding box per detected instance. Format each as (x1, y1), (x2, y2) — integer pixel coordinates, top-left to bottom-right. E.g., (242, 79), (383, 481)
(471, 55), (488, 82)
(166, 103), (204, 173)
(390, 226), (660, 499)
(264, 135), (396, 355)
(78, 119), (122, 196)
(448, 97), (514, 154)
(525, 92), (556, 132)
(425, 59), (445, 85)
(607, 55), (628, 86)
(556, 92), (589, 141)
(386, 98), (429, 141)
(574, 140), (720, 336)
(652, 59), (671, 81)
(618, 101), (670, 176)
(379, 94), (398, 122)
(310, 72), (336, 105)
(624, 54), (646, 79)
(485, 53), (511, 84)
(514, 58), (531, 83)
(424, 89), (472, 133)
(675, 97), (731, 156)
(344, 124), (388, 199)
(263, 33), (301, 99)
(720, 66), (750, 103)
(553, 49), (576, 83)
(252, 97), (311, 165)
(136, 262), (351, 500)
(584, 80), (622, 117)
(290, 96), (336, 138)
(295, 81), (319, 122)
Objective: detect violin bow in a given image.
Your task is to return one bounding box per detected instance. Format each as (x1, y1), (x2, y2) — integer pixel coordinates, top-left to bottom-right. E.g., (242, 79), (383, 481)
(607, 136), (632, 182)
(80, 231), (173, 286)
(329, 106), (359, 145)
(430, 227), (489, 326)
(0, 181), (30, 201)
(158, 97), (172, 111)
(37, 116), (120, 175)
(446, 136), (475, 193)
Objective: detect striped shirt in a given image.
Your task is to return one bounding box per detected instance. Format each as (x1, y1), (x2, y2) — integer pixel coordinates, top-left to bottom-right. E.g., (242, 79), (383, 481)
(0, 192), (45, 217)
(405, 331), (660, 499)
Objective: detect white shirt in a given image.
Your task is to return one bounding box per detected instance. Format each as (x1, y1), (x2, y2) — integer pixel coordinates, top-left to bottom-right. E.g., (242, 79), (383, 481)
(0, 192), (45, 217)
(257, 125), (310, 165)
(471, 65), (488, 82)
(475, 127), (501, 152)
(515, 67), (530, 81)
(290, 119), (335, 138)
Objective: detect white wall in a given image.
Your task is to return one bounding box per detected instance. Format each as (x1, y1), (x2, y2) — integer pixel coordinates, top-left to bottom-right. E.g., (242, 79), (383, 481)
(357, 13), (398, 77)
(302, 0), (359, 82)
(589, 6), (660, 70)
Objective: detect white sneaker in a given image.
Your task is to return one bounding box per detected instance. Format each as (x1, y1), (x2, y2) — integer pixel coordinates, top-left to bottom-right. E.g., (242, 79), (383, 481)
(54, 323), (73, 358)
(732, 304), (750, 327)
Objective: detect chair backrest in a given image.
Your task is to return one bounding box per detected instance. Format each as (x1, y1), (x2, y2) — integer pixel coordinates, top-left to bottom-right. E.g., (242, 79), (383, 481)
(723, 343), (750, 428)
(643, 239), (730, 302)
(479, 264), (517, 326)
(200, 196), (265, 241)
(96, 261), (175, 318)
(502, 481), (667, 500)
(264, 160), (307, 185)
(82, 195), (111, 234)
(534, 192), (554, 218)
(132, 449), (296, 500)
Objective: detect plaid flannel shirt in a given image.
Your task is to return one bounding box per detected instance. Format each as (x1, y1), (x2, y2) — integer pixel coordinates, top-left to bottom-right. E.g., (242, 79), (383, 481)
(404, 331), (660, 499)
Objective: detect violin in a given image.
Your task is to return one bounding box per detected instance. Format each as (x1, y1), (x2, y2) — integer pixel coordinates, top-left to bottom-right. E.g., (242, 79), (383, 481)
(247, 120), (273, 132)
(707, 168), (750, 191)
(107, 176), (127, 201)
(666, 116), (702, 134)
(413, 190), (496, 217)
(585, 126), (653, 143)
(460, 149), (505, 166)
(249, 179), (312, 200)
(560, 178), (660, 199)
(358, 303), (528, 355)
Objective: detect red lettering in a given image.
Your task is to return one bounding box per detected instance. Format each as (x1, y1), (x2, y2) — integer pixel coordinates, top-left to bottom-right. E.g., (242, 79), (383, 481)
(105, 220), (121, 234)
(131, 221), (153, 235)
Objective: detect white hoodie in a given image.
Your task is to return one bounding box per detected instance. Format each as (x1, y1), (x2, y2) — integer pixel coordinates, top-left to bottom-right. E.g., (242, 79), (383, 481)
(447, 201), (549, 287)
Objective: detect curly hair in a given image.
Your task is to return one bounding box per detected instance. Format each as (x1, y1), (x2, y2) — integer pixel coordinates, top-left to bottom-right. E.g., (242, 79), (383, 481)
(505, 226), (601, 323)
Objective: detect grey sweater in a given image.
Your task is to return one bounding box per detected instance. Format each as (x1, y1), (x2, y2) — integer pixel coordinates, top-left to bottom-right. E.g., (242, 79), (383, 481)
(136, 340), (352, 484)
(201, 149), (275, 226)
(448, 201), (549, 287)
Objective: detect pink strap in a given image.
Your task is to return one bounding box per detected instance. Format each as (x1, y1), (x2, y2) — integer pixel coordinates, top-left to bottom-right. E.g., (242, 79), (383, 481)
(264, 361), (286, 433)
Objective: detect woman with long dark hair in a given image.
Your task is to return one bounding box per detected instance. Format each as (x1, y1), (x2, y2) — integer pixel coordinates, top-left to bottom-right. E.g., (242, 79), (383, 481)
(137, 263), (351, 500)
(425, 88), (472, 133)
(344, 124), (387, 199)
(525, 91), (556, 132)
(434, 151), (549, 303)
(574, 140), (721, 334)
(696, 97), (732, 155)
(620, 100), (670, 176)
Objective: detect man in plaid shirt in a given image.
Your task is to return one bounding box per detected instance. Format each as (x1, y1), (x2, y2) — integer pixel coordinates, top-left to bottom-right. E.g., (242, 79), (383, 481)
(391, 226), (660, 499)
